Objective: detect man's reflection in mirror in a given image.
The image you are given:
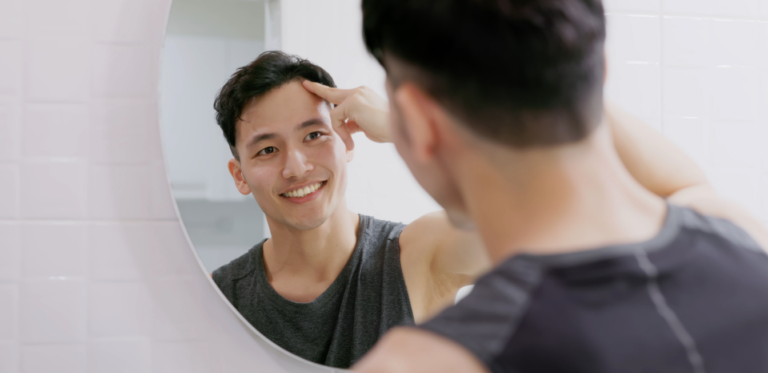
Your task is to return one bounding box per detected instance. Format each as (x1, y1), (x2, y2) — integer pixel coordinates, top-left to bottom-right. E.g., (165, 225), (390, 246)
(210, 51), (490, 368)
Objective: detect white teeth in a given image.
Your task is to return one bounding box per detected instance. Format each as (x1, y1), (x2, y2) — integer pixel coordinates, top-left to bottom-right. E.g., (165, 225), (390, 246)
(283, 182), (323, 198)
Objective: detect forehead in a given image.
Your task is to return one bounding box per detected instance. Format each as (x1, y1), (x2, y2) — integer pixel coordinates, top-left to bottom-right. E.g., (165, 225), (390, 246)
(238, 80), (330, 140)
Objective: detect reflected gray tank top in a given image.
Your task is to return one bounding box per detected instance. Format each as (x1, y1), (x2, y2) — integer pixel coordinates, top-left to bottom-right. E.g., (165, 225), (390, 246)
(211, 215), (414, 369)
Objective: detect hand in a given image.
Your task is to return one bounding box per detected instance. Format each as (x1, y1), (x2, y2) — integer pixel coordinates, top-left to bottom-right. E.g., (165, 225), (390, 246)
(302, 80), (392, 150)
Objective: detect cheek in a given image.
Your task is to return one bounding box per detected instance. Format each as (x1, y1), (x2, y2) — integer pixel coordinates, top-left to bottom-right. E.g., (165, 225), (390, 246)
(244, 165), (278, 196)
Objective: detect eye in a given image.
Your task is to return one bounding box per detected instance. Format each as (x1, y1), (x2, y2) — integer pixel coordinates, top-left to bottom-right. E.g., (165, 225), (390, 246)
(305, 131), (322, 141)
(257, 146), (277, 156)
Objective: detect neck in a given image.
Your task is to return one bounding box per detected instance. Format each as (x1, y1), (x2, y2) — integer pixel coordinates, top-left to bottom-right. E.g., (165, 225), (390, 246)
(263, 202), (359, 282)
(455, 123), (666, 264)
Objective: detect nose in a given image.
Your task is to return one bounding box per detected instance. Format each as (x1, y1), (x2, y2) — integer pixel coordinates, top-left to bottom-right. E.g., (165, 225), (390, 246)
(281, 147), (313, 179)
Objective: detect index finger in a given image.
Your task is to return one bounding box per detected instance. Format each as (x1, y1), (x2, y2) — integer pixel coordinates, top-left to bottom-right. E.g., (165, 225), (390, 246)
(302, 80), (355, 105)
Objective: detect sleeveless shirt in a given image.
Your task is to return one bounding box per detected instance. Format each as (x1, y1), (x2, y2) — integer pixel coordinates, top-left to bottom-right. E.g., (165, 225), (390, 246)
(211, 215), (415, 369)
(419, 205), (768, 373)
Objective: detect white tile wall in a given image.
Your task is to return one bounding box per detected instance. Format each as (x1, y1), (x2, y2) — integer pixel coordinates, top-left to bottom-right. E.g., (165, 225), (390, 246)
(23, 104), (89, 159)
(21, 223), (87, 279)
(0, 223), (21, 282)
(0, 0), (764, 372)
(26, 40), (90, 102)
(0, 40), (22, 96)
(24, 0), (89, 38)
(91, 44), (154, 97)
(0, 101), (20, 161)
(0, 341), (16, 373)
(19, 160), (88, 219)
(21, 344), (87, 373)
(0, 284), (18, 340)
(0, 0), (22, 38)
(0, 165), (19, 219)
(89, 339), (152, 373)
(89, 282), (151, 338)
(20, 279), (86, 343)
(88, 165), (151, 219)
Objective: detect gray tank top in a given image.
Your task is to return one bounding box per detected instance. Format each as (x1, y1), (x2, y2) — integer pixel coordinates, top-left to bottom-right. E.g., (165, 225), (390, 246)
(211, 215), (415, 368)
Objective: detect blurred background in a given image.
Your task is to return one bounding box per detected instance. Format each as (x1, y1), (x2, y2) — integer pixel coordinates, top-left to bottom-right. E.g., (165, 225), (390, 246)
(160, 0), (268, 272)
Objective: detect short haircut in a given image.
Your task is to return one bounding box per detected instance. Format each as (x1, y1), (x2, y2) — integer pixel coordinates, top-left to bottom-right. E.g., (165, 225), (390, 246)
(362, 0), (606, 147)
(214, 51), (336, 159)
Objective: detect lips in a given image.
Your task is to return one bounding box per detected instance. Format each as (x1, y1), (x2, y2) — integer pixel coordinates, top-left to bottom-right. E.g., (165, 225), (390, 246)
(281, 181), (325, 198)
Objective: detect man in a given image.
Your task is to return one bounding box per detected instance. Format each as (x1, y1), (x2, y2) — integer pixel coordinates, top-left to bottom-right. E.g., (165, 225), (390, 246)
(211, 51), (489, 368)
(342, 0), (768, 372)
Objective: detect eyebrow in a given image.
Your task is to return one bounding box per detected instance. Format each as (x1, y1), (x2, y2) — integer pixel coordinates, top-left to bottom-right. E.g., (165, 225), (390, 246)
(243, 118), (328, 150)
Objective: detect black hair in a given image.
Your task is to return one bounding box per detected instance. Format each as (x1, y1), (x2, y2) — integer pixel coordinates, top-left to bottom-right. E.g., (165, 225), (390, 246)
(214, 51), (336, 159)
(362, 0), (606, 147)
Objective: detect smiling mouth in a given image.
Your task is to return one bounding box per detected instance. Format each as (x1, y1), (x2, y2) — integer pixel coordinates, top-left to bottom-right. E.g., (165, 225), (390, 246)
(281, 181), (326, 198)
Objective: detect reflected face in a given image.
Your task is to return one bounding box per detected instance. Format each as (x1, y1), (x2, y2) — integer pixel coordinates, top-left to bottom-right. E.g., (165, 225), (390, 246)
(231, 80), (352, 230)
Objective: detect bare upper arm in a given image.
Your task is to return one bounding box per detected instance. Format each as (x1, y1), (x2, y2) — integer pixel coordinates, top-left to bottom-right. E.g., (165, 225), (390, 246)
(401, 211), (490, 278)
(353, 327), (488, 373)
(669, 184), (768, 251)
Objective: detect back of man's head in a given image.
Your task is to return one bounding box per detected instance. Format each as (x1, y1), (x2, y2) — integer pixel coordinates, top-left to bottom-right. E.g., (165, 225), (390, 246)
(362, 0), (606, 148)
(214, 51), (336, 159)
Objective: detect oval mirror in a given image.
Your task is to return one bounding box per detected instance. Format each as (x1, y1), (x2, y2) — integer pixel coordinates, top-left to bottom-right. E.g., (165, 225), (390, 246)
(159, 0), (479, 370)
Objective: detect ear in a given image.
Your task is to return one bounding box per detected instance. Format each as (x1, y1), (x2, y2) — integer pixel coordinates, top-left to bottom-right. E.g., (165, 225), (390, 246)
(228, 158), (252, 195)
(393, 83), (440, 163)
(603, 52), (608, 84)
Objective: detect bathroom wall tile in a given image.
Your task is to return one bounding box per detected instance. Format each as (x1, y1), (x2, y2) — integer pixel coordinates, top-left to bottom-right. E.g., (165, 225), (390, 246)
(663, 117), (710, 169)
(0, 0), (22, 38)
(23, 104), (89, 159)
(662, 68), (709, 117)
(664, 0), (713, 14)
(21, 223), (86, 279)
(20, 344), (86, 373)
(19, 160), (87, 219)
(92, 44), (153, 98)
(149, 162), (178, 220)
(663, 17), (711, 67)
(708, 169), (760, 216)
(709, 0), (760, 18)
(0, 41), (22, 97)
(604, 63), (660, 121)
(89, 339), (151, 373)
(89, 282), (151, 338)
(90, 101), (152, 164)
(92, 0), (157, 43)
(26, 40), (90, 102)
(759, 23), (768, 67)
(711, 20), (761, 67)
(0, 284), (18, 340)
(0, 101), (20, 161)
(152, 278), (206, 341)
(145, 223), (197, 278)
(89, 223), (148, 281)
(0, 165), (19, 219)
(0, 223), (21, 282)
(603, 0), (660, 12)
(19, 279), (86, 343)
(25, 0), (89, 38)
(606, 15), (660, 64)
(0, 341), (16, 373)
(89, 165), (151, 219)
(711, 122), (761, 169)
(712, 67), (761, 121)
(153, 342), (214, 373)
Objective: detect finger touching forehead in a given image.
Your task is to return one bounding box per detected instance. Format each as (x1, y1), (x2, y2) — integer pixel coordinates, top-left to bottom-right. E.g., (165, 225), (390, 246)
(237, 80), (333, 143)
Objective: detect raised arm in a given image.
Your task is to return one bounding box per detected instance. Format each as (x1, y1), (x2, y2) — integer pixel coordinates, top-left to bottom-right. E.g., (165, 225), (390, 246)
(606, 103), (768, 249)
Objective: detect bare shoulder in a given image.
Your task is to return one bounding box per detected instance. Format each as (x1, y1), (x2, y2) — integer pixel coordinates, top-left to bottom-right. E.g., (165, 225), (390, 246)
(353, 327), (488, 373)
(400, 211), (450, 254)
